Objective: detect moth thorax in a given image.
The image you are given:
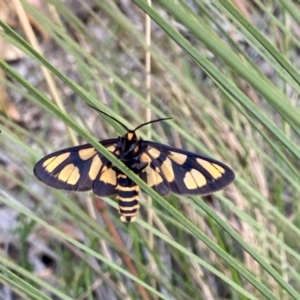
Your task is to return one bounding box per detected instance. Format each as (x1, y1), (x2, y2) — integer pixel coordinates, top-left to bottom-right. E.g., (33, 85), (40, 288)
(121, 132), (140, 156)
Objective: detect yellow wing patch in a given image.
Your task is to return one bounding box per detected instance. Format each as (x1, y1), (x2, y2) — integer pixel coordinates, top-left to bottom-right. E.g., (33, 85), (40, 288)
(145, 167), (163, 187)
(58, 164), (80, 185)
(100, 167), (117, 185)
(169, 152), (187, 165)
(88, 155), (103, 180)
(78, 148), (97, 160)
(106, 145), (117, 152)
(160, 157), (175, 182)
(140, 153), (152, 164)
(43, 153), (70, 172)
(183, 169), (206, 189)
(196, 158), (223, 179)
(148, 148), (161, 159)
(212, 163), (225, 174)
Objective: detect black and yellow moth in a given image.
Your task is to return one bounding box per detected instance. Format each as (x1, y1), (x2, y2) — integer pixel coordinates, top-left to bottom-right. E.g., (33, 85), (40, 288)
(34, 107), (235, 222)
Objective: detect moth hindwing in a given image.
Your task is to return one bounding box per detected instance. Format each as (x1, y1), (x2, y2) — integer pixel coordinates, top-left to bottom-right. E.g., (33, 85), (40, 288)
(34, 107), (235, 222)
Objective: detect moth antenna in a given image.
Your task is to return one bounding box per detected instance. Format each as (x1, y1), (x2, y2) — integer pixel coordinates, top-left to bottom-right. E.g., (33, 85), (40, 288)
(88, 104), (171, 132)
(133, 117), (172, 132)
(88, 104), (129, 131)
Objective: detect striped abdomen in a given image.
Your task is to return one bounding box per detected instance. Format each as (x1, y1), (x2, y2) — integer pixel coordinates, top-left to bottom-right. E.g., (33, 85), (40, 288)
(116, 174), (140, 222)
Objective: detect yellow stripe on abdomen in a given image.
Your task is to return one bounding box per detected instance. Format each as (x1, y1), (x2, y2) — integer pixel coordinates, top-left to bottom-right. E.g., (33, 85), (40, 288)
(116, 174), (140, 222)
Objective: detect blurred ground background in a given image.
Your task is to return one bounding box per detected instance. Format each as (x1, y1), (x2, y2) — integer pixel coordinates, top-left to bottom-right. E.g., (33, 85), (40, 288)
(0, 0), (300, 299)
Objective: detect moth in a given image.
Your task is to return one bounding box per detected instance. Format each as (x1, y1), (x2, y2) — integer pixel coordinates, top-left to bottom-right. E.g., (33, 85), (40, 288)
(34, 107), (235, 222)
